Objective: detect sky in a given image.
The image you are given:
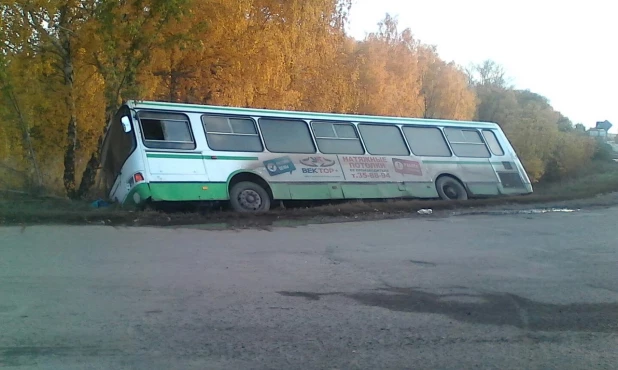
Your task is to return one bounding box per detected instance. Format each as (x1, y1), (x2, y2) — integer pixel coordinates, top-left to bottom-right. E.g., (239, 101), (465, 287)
(346, 0), (617, 132)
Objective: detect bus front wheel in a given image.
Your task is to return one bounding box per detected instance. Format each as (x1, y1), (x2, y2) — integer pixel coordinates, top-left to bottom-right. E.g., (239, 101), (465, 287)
(436, 176), (468, 201)
(229, 181), (271, 212)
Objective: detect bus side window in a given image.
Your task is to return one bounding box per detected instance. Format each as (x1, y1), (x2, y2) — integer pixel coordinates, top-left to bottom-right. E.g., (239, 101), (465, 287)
(402, 127), (451, 157)
(311, 121), (364, 155)
(482, 130), (505, 156)
(138, 111), (196, 150)
(443, 128), (490, 158)
(258, 118), (316, 154)
(358, 124), (409, 156)
(202, 115), (263, 152)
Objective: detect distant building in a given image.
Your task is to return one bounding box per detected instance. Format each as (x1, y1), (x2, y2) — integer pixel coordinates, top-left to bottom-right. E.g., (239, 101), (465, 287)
(587, 121), (617, 153)
(587, 120), (614, 138)
(588, 128), (608, 137)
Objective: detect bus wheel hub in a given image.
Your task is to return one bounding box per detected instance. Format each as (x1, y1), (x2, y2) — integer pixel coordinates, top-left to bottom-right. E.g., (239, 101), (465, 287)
(444, 185), (458, 198)
(239, 190), (261, 209)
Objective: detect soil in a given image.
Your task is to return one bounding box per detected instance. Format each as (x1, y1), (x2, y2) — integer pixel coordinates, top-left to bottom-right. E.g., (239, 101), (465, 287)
(2, 190), (618, 230)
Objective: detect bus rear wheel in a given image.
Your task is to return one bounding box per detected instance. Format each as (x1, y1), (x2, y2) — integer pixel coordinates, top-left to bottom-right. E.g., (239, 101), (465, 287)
(229, 181), (271, 212)
(436, 176), (468, 201)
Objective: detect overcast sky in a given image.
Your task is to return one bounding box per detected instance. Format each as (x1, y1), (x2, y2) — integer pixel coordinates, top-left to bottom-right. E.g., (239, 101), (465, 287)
(346, 0), (616, 131)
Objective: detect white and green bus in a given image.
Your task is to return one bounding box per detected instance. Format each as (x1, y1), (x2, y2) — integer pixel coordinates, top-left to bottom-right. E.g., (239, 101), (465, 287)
(100, 100), (532, 212)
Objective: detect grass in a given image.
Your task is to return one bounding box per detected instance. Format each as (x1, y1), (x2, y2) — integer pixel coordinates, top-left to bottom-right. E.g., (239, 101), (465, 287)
(2, 160), (618, 228)
(533, 161), (618, 198)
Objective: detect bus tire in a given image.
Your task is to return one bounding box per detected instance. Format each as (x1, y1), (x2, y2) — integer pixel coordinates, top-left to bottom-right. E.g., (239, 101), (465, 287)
(229, 181), (271, 212)
(138, 198), (155, 212)
(436, 176), (468, 201)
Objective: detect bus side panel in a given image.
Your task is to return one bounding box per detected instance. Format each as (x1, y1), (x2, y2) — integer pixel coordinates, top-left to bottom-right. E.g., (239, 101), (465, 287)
(145, 153), (209, 183)
(459, 160), (501, 196)
(203, 153), (440, 201)
(421, 158), (501, 197)
(421, 159), (461, 186)
(250, 153), (437, 200)
(339, 183), (401, 199)
(148, 182), (228, 201)
(289, 183), (341, 200)
(401, 182), (439, 198)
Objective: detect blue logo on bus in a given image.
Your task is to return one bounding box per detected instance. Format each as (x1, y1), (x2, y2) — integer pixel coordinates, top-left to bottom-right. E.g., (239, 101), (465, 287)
(264, 156), (296, 176)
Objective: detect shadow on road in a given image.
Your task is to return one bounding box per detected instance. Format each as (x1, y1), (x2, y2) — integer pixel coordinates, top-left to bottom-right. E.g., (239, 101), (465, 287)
(278, 287), (618, 333)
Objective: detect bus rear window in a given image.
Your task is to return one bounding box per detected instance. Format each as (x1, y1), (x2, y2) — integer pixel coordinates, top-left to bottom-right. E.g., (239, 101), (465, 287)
(138, 111), (195, 150)
(482, 130), (505, 156)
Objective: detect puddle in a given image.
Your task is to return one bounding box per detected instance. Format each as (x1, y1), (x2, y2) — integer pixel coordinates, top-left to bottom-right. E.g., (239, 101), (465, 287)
(452, 208), (579, 216)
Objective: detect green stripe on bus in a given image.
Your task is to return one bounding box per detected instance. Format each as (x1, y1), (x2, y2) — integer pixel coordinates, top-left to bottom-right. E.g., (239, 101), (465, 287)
(422, 160), (491, 165)
(206, 155), (259, 161)
(423, 160), (512, 167)
(146, 153), (203, 159)
(125, 182), (229, 205)
(150, 182), (228, 201)
(146, 153), (258, 161)
(128, 181), (440, 203)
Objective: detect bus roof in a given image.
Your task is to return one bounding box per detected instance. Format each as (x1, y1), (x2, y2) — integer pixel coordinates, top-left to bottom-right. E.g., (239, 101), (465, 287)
(127, 100), (500, 129)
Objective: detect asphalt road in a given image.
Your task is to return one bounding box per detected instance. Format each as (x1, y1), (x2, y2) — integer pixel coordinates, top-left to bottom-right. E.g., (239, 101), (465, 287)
(1, 206), (618, 370)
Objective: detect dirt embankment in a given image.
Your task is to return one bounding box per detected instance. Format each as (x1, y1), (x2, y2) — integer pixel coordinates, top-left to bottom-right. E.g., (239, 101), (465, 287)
(2, 161), (618, 228)
(2, 191), (618, 230)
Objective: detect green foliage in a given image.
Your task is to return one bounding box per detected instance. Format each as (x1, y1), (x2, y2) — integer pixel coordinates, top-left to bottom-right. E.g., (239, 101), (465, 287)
(543, 134), (596, 181)
(593, 141), (617, 161)
(557, 114), (574, 132)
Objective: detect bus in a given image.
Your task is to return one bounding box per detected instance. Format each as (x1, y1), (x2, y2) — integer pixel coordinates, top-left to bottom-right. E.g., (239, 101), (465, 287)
(100, 100), (533, 212)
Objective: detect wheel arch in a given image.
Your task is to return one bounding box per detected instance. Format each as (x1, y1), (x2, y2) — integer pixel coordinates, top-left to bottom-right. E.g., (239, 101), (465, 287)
(227, 171), (274, 200)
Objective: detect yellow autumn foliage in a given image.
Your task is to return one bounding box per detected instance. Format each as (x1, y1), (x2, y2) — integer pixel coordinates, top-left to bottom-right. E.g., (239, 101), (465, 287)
(0, 1), (600, 195)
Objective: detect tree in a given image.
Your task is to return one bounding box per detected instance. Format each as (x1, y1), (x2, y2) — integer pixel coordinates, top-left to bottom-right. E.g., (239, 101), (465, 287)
(557, 113), (574, 132)
(466, 59), (510, 88)
(419, 48), (476, 120)
(1, 0), (98, 197)
(353, 14), (424, 116)
(0, 55), (43, 189)
(0, 0), (597, 196)
(469, 60), (595, 182)
(76, 0), (193, 198)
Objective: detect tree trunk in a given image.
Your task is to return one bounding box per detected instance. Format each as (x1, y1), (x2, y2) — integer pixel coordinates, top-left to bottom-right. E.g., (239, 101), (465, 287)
(61, 31), (78, 199)
(6, 90), (43, 188)
(76, 136), (102, 199)
(62, 112), (78, 198)
(76, 105), (116, 199)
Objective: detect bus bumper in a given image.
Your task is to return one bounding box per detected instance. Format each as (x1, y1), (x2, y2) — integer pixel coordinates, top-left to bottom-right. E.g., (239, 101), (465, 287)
(124, 183), (152, 206)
